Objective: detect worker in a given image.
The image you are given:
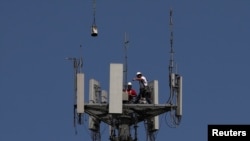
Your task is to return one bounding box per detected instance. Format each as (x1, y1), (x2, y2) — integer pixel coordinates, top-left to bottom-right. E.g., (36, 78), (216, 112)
(133, 72), (151, 104)
(125, 82), (137, 103)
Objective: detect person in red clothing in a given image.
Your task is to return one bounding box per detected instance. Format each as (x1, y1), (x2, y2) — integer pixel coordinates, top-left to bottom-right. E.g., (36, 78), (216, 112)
(126, 82), (137, 103)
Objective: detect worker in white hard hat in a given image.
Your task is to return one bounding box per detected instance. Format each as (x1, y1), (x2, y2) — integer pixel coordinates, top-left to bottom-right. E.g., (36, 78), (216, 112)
(133, 72), (151, 104)
(125, 82), (137, 103)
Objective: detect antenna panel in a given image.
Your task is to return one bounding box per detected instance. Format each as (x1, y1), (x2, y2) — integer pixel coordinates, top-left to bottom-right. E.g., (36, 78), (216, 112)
(148, 80), (159, 130)
(122, 91), (128, 101)
(149, 80), (159, 104)
(101, 90), (108, 103)
(171, 73), (176, 87)
(88, 79), (101, 130)
(109, 63), (123, 113)
(76, 73), (84, 113)
(89, 79), (101, 103)
(177, 76), (183, 116)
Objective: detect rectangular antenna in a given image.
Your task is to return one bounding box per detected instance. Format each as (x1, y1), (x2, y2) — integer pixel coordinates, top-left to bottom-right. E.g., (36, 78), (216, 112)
(76, 73), (84, 113)
(122, 91), (128, 101)
(171, 73), (176, 87)
(109, 63), (123, 114)
(89, 79), (101, 103)
(101, 90), (108, 103)
(177, 76), (183, 116)
(88, 78), (101, 130)
(148, 80), (159, 130)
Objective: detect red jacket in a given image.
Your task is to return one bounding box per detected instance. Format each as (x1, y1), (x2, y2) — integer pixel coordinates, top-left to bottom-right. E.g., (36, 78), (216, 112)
(126, 89), (137, 101)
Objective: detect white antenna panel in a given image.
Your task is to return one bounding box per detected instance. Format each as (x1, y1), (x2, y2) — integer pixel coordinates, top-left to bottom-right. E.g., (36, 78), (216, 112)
(101, 90), (108, 103)
(109, 63), (123, 114)
(122, 91), (128, 101)
(177, 76), (183, 116)
(89, 79), (101, 103)
(76, 73), (84, 114)
(148, 80), (159, 104)
(148, 80), (159, 130)
(171, 73), (176, 87)
(88, 78), (101, 130)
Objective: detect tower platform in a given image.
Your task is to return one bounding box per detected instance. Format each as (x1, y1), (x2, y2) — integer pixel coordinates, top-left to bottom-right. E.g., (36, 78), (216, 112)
(84, 103), (175, 126)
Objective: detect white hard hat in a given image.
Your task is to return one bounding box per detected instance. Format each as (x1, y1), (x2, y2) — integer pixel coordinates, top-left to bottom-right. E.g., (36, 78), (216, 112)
(127, 82), (132, 85)
(136, 72), (142, 75)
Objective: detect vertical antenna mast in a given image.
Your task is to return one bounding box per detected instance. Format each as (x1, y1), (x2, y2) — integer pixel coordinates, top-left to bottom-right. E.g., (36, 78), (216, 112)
(79, 45), (83, 72)
(93, 0), (96, 24)
(169, 8), (174, 74)
(167, 9), (183, 122)
(123, 32), (129, 90)
(168, 8), (175, 105)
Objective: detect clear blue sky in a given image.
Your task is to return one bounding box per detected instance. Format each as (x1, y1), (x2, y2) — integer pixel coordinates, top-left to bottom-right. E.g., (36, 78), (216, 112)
(1, 0), (250, 141)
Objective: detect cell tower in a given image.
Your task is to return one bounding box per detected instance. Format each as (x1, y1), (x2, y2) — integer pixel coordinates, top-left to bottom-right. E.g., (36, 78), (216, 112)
(67, 8), (183, 141)
(167, 9), (182, 127)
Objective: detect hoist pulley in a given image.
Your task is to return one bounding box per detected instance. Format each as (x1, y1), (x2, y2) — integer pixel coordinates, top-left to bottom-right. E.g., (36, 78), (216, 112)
(91, 25), (98, 37)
